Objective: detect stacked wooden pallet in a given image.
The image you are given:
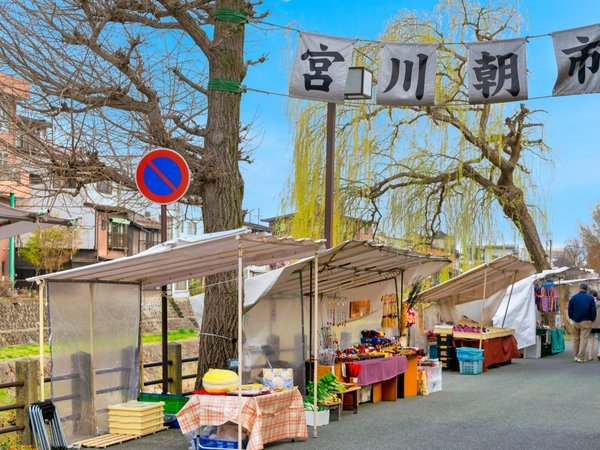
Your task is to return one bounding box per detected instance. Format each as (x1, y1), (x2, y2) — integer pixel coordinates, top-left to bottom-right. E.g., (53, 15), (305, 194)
(108, 400), (165, 436)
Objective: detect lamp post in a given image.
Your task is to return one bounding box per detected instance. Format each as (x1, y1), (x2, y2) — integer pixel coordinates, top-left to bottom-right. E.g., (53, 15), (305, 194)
(324, 67), (373, 248)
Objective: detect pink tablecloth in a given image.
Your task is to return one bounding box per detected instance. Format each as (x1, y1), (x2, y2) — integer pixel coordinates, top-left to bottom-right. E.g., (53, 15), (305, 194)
(356, 355), (408, 386)
(176, 389), (307, 450)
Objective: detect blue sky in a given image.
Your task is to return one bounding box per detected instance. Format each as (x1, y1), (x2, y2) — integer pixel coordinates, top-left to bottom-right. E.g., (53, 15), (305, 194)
(239, 1), (599, 247)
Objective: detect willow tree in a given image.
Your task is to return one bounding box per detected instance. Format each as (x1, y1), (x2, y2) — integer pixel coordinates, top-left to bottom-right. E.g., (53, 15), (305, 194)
(0, 0), (263, 382)
(285, 0), (551, 271)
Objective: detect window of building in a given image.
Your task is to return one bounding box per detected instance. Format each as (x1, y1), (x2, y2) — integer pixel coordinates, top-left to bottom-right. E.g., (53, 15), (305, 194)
(0, 151), (8, 167)
(29, 173), (43, 185)
(96, 180), (112, 195)
(108, 218), (129, 249)
(15, 132), (22, 148)
(139, 229), (159, 252)
(0, 107), (9, 133)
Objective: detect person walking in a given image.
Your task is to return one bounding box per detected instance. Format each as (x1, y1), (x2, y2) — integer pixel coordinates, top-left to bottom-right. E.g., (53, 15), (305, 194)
(587, 289), (600, 361)
(568, 283), (597, 363)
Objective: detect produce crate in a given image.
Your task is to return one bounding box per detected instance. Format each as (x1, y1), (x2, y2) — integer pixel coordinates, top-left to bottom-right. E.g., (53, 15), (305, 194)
(456, 347), (484, 362)
(453, 327), (515, 340)
(458, 358), (483, 375)
(428, 344), (439, 359)
(436, 333), (453, 347)
(138, 393), (189, 415)
(438, 346), (455, 358)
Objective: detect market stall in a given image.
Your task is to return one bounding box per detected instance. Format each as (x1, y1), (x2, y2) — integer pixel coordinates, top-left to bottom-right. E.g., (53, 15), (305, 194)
(243, 241), (451, 411)
(28, 227), (323, 447)
(419, 256), (535, 371)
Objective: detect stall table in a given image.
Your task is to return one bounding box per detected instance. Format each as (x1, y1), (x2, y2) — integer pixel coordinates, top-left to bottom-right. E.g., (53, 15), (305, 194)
(176, 389), (307, 450)
(454, 335), (520, 369)
(356, 355), (408, 402)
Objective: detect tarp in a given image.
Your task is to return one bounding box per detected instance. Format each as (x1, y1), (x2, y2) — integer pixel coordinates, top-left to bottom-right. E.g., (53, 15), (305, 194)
(419, 255), (536, 304)
(492, 268), (590, 349)
(0, 203), (72, 239)
(28, 227), (325, 287)
(245, 240), (451, 308)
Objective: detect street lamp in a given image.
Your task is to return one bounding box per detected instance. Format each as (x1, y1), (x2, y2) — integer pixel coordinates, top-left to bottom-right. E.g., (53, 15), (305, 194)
(324, 67), (373, 248)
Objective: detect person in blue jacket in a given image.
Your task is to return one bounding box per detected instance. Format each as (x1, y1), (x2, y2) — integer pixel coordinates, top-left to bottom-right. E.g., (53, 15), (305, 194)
(568, 283), (597, 363)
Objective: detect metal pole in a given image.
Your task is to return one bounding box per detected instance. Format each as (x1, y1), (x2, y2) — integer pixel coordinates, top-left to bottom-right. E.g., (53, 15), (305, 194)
(313, 254), (319, 438)
(393, 276), (401, 338)
(237, 237), (243, 450)
(38, 280), (45, 400)
(480, 269), (488, 350)
(9, 192), (15, 283)
(161, 204), (168, 394)
(299, 271), (306, 361)
(324, 102), (336, 249)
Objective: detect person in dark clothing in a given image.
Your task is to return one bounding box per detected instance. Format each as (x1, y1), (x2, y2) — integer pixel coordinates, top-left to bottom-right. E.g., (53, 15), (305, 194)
(568, 283), (597, 363)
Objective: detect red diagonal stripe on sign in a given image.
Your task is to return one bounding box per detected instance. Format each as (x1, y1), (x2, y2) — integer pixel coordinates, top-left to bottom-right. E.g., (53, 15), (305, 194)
(147, 160), (177, 192)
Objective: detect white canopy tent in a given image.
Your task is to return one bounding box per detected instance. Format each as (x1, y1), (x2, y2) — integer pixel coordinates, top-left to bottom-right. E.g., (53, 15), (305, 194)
(0, 203), (73, 239)
(419, 256), (536, 348)
(28, 227), (324, 444)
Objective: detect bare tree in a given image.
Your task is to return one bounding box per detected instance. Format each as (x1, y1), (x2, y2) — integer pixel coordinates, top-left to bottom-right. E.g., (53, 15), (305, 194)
(285, 0), (550, 271)
(0, 0), (264, 382)
(580, 206), (600, 274)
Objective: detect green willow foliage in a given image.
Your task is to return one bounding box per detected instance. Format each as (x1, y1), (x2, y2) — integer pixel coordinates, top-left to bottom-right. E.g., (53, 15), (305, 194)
(283, 0), (550, 264)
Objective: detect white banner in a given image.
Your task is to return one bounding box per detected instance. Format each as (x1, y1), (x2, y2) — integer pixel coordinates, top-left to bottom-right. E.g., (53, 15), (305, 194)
(551, 24), (600, 96)
(376, 43), (437, 106)
(467, 38), (528, 104)
(289, 32), (354, 103)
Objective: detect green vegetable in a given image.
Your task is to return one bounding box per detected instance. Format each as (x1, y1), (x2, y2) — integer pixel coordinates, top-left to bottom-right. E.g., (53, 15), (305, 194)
(305, 372), (346, 406)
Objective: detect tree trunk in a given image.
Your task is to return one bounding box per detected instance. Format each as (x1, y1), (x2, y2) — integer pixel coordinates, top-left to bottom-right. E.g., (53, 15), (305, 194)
(497, 184), (550, 272)
(195, 0), (246, 386)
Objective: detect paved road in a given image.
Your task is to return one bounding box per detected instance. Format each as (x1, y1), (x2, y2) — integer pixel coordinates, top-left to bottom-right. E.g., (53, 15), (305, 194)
(116, 339), (600, 450)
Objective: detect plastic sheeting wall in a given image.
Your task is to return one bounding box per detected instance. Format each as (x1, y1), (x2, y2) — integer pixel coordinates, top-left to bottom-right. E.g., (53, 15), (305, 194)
(47, 281), (141, 440)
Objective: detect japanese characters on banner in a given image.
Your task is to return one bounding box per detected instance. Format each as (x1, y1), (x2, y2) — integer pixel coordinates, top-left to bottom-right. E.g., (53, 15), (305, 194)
(289, 25), (599, 106)
(377, 43), (437, 106)
(467, 38), (528, 104)
(551, 24), (600, 96)
(289, 32), (354, 103)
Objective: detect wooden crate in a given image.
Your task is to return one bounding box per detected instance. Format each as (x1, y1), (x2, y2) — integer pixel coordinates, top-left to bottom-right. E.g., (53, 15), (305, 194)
(109, 422), (164, 436)
(453, 327), (515, 340)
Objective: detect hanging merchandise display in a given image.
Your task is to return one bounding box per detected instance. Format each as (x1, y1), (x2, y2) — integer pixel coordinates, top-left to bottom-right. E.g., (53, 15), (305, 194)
(326, 293), (348, 327)
(537, 278), (559, 313)
(381, 293), (399, 329)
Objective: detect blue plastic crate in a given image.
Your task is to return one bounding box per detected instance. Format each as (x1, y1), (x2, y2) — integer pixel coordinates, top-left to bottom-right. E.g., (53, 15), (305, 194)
(456, 347), (484, 361)
(429, 345), (439, 359)
(194, 435), (247, 449)
(458, 357), (484, 375)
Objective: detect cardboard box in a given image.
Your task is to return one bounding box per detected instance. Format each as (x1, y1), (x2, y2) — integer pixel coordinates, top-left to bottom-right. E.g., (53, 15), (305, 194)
(262, 368), (293, 389)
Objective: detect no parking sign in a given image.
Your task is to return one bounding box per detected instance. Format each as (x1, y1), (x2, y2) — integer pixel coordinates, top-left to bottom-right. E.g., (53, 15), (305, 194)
(135, 148), (191, 204)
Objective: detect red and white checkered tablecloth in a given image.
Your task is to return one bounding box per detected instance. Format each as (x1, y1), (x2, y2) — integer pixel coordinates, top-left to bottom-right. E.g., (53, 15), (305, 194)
(177, 389), (307, 450)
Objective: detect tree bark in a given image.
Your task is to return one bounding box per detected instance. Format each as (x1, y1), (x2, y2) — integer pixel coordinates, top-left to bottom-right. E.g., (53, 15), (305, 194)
(195, 0), (246, 386)
(496, 183), (549, 272)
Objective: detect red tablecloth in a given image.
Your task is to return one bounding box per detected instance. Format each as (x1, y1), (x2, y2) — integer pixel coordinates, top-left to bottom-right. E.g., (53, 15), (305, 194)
(455, 335), (520, 368)
(176, 389), (307, 450)
(356, 355), (408, 386)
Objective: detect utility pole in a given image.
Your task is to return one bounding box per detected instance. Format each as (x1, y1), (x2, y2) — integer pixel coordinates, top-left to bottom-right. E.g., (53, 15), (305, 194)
(324, 102), (336, 249)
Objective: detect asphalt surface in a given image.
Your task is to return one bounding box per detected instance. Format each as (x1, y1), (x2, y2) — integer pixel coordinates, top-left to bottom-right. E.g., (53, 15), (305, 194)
(115, 339), (600, 450)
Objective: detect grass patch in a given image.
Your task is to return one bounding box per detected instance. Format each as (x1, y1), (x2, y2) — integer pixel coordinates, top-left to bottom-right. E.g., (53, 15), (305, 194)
(0, 329), (197, 361)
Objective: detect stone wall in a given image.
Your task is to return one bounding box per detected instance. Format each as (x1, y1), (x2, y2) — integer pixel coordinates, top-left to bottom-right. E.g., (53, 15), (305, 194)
(0, 294), (198, 346)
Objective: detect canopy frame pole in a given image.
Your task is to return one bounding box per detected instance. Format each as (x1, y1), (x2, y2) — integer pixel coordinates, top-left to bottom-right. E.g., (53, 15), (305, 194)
(313, 253), (319, 438)
(400, 271), (404, 342)
(299, 271), (306, 366)
(393, 275), (402, 338)
(480, 269), (488, 350)
(309, 263), (314, 358)
(37, 280), (45, 400)
(501, 271), (519, 328)
(237, 237), (243, 450)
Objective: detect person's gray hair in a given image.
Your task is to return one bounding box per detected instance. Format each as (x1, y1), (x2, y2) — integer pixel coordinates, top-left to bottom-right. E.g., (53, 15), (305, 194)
(580, 282), (589, 291)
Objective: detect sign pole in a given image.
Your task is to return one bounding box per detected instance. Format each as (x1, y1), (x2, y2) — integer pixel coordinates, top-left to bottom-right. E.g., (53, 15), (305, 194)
(324, 102), (336, 249)
(161, 204), (169, 394)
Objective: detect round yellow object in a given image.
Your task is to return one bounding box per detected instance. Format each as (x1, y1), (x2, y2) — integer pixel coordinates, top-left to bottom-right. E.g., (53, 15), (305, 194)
(202, 369), (239, 393)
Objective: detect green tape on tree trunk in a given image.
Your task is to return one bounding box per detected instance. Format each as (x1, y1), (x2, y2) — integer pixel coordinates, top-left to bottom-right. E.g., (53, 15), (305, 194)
(214, 8), (248, 24)
(208, 78), (246, 93)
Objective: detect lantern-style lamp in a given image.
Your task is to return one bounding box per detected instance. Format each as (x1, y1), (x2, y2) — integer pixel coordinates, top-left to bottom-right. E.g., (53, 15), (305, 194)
(344, 67), (373, 100)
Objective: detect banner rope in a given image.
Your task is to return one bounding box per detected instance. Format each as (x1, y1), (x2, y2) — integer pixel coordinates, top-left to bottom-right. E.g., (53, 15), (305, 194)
(251, 20), (552, 46)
